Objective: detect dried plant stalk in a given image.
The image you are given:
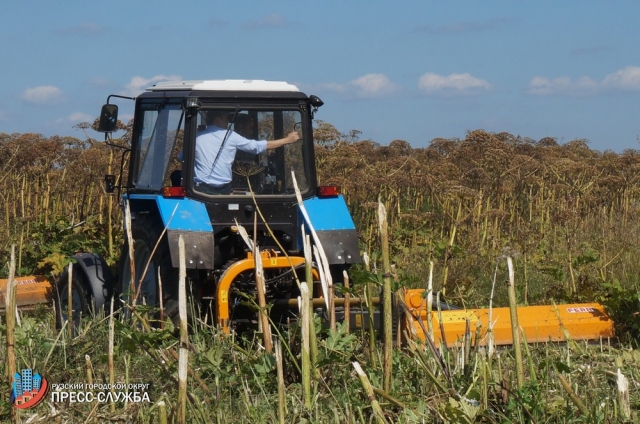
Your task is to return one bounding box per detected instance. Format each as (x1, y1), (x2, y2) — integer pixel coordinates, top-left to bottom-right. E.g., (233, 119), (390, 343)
(299, 282), (311, 410)
(253, 212), (272, 352)
(558, 374), (588, 416)
(5, 245), (17, 423)
(363, 252), (376, 365)
(108, 294), (115, 413)
(343, 270), (350, 334)
(426, 261), (434, 340)
(85, 354), (93, 384)
(124, 199), (136, 307)
(292, 170), (331, 307)
(352, 362), (388, 424)
(507, 257), (524, 389)
(306, 235), (318, 374)
(158, 400), (168, 424)
(177, 235), (188, 424)
(67, 261), (73, 338)
(275, 339), (286, 424)
(617, 368), (630, 420)
(378, 201), (393, 393)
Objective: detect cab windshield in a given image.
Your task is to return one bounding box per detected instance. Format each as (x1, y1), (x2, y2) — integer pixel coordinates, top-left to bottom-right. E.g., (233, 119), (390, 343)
(190, 108), (308, 196)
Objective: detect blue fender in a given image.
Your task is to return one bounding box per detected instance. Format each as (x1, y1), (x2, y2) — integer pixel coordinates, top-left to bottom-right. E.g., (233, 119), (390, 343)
(300, 195), (361, 264)
(126, 194), (215, 269)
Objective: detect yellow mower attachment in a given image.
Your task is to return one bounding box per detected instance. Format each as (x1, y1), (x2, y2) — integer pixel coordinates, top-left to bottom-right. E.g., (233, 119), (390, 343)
(403, 289), (614, 347)
(0, 275), (52, 310)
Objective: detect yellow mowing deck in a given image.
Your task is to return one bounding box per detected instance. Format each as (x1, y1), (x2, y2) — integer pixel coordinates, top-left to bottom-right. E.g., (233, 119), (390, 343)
(403, 289), (614, 347)
(0, 275), (52, 310)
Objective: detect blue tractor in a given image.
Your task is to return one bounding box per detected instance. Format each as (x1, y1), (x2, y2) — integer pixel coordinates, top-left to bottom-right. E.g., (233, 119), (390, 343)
(89, 79), (361, 332)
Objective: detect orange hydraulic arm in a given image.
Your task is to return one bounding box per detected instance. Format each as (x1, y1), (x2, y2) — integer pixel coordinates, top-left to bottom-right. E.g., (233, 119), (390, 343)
(215, 251), (318, 334)
(402, 289), (614, 347)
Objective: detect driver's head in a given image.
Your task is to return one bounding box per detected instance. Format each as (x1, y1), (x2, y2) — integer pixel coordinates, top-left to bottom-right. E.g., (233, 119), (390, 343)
(205, 110), (231, 127)
(234, 114), (255, 138)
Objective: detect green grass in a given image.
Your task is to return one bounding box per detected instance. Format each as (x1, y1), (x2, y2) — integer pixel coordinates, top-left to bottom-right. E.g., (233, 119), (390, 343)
(1, 299), (638, 423)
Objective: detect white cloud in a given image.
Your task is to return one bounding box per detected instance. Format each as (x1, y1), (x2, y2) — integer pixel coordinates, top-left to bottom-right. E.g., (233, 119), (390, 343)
(87, 77), (111, 87)
(69, 112), (94, 122)
(55, 112), (93, 124)
(21, 86), (64, 105)
(527, 76), (599, 96)
(307, 74), (398, 98)
(350, 74), (399, 97)
(602, 66), (640, 91)
(418, 72), (492, 96)
(528, 66), (640, 96)
(120, 75), (182, 97)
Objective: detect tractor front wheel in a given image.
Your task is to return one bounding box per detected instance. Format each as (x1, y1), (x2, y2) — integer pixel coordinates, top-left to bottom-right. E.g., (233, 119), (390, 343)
(118, 217), (178, 324)
(54, 268), (91, 333)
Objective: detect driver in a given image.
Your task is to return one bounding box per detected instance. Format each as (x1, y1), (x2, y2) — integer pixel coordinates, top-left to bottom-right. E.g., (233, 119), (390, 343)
(194, 111), (299, 195)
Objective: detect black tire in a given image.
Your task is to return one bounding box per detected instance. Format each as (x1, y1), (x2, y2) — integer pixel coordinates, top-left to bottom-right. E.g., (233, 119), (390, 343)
(54, 268), (91, 333)
(118, 216), (179, 324)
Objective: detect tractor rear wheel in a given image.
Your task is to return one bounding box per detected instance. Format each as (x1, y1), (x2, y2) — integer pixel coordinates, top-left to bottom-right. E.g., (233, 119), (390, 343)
(118, 216), (179, 324)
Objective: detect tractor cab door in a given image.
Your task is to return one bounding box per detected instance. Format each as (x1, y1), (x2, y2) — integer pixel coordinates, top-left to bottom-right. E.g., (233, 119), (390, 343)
(131, 102), (185, 192)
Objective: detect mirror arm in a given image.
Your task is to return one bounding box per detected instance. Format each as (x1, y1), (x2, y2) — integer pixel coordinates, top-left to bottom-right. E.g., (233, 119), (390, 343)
(105, 140), (129, 149)
(107, 94), (136, 104)
(103, 132), (129, 150)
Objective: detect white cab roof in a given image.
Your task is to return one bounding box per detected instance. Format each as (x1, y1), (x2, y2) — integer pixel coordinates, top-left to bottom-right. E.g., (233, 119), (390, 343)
(148, 80), (299, 92)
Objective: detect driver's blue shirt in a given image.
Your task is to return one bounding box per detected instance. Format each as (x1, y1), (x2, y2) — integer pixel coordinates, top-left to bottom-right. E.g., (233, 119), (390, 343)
(194, 125), (267, 186)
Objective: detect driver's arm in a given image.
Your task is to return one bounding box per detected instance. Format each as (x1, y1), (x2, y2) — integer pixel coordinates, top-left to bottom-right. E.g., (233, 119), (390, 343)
(266, 132), (299, 150)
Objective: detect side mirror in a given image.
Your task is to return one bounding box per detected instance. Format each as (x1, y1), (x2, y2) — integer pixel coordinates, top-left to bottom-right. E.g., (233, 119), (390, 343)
(308, 95), (323, 118)
(309, 95), (324, 108)
(98, 104), (119, 133)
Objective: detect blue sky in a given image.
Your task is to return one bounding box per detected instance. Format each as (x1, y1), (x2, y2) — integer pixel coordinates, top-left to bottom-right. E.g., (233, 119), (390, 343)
(1, 1), (639, 152)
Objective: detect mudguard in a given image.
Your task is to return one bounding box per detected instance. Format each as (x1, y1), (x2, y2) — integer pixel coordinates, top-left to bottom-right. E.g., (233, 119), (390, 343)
(127, 194), (215, 269)
(300, 195), (361, 264)
(71, 252), (114, 310)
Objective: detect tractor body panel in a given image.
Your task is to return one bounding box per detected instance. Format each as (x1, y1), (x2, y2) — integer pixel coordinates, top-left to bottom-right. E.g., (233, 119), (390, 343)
(300, 195), (360, 264)
(126, 193), (215, 269)
(301, 195), (356, 231)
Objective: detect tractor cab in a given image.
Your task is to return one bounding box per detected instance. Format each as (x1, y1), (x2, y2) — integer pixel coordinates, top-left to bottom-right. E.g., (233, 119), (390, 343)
(100, 80), (333, 257)
(103, 80), (318, 199)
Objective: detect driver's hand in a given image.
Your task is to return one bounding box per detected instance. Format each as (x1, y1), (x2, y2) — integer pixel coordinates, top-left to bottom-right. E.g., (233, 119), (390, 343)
(287, 131), (300, 142)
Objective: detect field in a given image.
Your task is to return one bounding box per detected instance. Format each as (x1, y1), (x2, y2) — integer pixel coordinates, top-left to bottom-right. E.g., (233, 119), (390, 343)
(1, 125), (639, 422)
